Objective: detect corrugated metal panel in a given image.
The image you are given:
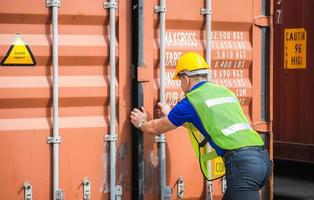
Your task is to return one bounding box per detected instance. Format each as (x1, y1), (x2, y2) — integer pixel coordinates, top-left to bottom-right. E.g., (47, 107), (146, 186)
(0, 0), (131, 199)
(273, 0), (314, 163)
(0, 0), (272, 199)
(140, 0), (269, 199)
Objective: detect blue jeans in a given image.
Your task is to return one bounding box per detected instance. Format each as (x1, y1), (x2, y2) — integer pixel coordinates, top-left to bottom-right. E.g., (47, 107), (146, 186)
(222, 146), (272, 200)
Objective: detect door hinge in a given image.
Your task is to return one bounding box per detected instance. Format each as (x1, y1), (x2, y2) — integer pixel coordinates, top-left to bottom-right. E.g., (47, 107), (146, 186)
(253, 121), (272, 132)
(137, 67), (151, 82)
(254, 15), (271, 27)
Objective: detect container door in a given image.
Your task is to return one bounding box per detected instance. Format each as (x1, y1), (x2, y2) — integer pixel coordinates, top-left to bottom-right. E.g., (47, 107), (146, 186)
(137, 0), (270, 199)
(273, 0), (314, 163)
(0, 0), (131, 199)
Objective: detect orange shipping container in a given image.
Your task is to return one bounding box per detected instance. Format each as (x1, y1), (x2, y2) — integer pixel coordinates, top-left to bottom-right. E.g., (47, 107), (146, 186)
(0, 0), (273, 199)
(273, 0), (314, 164)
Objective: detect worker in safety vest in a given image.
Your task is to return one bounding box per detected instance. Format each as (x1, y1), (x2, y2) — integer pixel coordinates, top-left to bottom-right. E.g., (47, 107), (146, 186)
(130, 52), (272, 200)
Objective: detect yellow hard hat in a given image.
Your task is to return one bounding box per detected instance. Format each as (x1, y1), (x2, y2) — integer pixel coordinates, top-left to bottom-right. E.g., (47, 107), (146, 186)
(173, 52), (209, 80)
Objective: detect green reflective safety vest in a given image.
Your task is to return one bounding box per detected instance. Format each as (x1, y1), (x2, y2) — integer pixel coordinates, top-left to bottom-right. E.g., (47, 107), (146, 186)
(184, 122), (225, 181)
(183, 82), (264, 180)
(186, 82), (264, 150)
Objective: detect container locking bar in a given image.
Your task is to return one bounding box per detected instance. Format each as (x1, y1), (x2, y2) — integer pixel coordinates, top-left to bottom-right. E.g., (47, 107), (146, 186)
(24, 181), (32, 200)
(104, 0), (120, 199)
(203, 1), (215, 199)
(46, 0), (62, 198)
(83, 178), (91, 200)
(155, 1), (170, 199)
(46, 0), (61, 7)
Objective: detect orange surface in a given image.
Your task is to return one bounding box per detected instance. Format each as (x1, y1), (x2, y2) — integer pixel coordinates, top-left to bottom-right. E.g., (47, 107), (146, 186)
(0, 0), (131, 199)
(0, 0), (271, 199)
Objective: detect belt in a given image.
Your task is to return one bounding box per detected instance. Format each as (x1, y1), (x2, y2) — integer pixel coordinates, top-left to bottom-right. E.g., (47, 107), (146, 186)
(223, 145), (265, 160)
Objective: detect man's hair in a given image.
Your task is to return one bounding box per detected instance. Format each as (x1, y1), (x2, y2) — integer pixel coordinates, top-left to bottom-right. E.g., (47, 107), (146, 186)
(186, 73), (208, 81)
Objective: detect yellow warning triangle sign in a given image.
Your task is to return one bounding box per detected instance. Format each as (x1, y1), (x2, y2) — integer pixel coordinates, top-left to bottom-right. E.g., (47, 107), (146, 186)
(1, 35), (36, 66)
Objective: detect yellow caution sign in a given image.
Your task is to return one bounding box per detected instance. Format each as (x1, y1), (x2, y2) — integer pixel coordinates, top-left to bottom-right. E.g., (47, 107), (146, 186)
(284, 28), (307, 69)
(0, 34), (36, 66)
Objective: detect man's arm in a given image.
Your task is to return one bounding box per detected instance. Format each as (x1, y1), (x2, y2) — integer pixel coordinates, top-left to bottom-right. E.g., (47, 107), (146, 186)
(130, 104), (177, 135)
(139, 117), (177, 135)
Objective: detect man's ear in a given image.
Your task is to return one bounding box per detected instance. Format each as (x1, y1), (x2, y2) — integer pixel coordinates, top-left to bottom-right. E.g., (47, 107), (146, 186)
(185, 75), (190, 86)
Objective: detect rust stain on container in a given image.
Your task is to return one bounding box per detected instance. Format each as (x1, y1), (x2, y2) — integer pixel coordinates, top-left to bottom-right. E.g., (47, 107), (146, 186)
(273, 0), (314, 163)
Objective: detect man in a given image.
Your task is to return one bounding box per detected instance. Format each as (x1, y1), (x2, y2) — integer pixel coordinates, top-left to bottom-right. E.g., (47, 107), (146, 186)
(130, 52), (271, 200)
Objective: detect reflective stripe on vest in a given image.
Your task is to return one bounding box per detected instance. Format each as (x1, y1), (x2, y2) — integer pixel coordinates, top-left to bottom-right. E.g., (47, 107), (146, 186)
(205, 96), (237, 108)
(205, 97), (252, 136)
(222, 123), (252, 136)
(186, 82), (264, 150)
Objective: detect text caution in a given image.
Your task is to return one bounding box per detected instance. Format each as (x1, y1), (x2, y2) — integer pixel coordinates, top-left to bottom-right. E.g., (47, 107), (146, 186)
(284, 28), (307, 69)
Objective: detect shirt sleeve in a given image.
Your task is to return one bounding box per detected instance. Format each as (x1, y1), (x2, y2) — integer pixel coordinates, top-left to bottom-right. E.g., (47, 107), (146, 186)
(167, 98), (195, 126)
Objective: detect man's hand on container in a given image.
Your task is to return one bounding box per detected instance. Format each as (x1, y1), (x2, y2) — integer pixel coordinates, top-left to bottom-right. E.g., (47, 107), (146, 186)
(130, 106), (147, 129)
(157, 102), (171, 117)
(130, 103), (176, 134)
